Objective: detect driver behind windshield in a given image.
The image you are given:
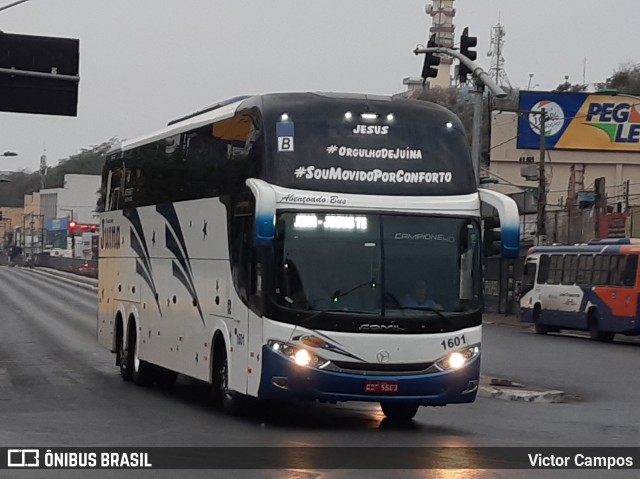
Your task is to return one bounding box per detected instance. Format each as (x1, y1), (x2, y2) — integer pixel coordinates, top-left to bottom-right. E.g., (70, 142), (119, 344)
(401, 280), (443, 310)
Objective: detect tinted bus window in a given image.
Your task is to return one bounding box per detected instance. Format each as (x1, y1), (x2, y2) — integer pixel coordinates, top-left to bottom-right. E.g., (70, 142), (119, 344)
(609, 255), (621, 286)
(547, 255), (562, 285)
(538, 255), (550, 283)
(600, 255), (612, 285)
(592, 255), (603, 285)
(623, 255), (638, 287)
(576, 255), (592, 285)
(261, 95), (476, 196)
(521, 261), (536, 295)
(562, 255), (578, 285)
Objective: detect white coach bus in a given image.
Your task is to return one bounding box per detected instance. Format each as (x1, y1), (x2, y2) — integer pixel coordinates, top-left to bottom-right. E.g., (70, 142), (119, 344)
(97, 92), (519, 420)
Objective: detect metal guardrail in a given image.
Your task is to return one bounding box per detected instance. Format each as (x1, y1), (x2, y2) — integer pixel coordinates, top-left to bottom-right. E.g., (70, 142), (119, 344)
(33, 253), (98, 279)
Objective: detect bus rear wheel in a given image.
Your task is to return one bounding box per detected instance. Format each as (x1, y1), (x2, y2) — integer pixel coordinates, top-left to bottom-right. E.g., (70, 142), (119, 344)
(533, 306), (548, 334)
(588, 312), (615, 342)
(128, 326), (154, 387)
(117, 327), (132, 381)
(380, 403), (419, 422)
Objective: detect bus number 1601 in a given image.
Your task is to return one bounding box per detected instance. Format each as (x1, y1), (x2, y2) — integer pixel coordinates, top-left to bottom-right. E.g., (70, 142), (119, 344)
(441, 335), (467, 350)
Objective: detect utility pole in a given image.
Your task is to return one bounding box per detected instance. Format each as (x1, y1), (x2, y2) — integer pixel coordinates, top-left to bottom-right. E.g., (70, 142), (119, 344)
(29, 214), (34, 263)
(536, 109), (547, 245)
(624, 179), (630, 212)
(506, 107), (547, 244)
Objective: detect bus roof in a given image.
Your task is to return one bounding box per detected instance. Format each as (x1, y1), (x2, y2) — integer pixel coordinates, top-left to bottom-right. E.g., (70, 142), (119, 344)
(112, 92), (459, 154)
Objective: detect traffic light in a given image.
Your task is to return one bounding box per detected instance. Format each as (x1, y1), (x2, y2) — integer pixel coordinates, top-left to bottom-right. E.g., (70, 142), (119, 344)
(68, 221), (76, 235)
(421, 34), (441, 80)
(483, 216), (502, 257)
(458, 27), (477, 84)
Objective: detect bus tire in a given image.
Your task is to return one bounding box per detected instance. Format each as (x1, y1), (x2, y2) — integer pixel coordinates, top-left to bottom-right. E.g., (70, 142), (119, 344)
(380, 403), (419, 422)
(588, 312), (615, 342)
(128, 325), (154, 387)
(117, 323), (132, 382)
(212, 345), (243, 415)
(533, 305), (547, 334)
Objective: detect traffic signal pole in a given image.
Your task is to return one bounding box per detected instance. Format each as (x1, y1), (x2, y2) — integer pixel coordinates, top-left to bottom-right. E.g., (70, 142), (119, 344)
(414, 45), (507, 186)
(471, 84), (484, 186)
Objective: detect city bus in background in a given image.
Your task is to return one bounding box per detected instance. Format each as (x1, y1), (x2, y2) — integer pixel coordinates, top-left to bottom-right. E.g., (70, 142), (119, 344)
(97, 92), (519, 421)
(519, 239), (640, 341)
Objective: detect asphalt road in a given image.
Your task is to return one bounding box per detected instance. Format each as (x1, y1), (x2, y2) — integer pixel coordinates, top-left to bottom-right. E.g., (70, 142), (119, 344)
(0, 266), (638, 479)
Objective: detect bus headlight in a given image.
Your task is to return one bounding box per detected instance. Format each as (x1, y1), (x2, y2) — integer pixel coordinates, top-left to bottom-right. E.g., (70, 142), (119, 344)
(267, 340), (331, 369)
(428, 345), (480, 372)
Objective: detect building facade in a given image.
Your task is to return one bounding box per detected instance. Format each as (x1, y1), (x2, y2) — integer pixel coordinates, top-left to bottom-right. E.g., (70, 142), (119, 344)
(489, 91), (640, 243)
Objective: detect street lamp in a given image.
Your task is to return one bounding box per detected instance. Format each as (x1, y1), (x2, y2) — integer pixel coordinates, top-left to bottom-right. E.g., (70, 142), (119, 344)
(1, 151), (18, 157)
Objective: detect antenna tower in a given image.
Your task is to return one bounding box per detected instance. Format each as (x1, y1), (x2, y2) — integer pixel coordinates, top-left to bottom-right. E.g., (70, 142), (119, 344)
(487, 19), (511, 88)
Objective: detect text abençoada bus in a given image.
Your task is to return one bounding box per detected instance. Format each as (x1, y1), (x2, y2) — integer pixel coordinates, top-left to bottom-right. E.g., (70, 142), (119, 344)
(519, 239), (640, 341)
(97, 92), (519, 421)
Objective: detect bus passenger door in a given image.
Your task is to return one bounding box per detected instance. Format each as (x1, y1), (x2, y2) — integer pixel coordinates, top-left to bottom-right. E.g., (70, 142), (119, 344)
(246, 245), (267, 397)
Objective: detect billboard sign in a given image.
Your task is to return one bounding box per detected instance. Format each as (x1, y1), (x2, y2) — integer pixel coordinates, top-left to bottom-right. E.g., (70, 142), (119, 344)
(518, 91), (640, 152)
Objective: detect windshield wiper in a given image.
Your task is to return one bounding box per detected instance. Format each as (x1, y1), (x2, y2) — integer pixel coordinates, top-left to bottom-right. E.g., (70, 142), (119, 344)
(332, 279), (377, 302)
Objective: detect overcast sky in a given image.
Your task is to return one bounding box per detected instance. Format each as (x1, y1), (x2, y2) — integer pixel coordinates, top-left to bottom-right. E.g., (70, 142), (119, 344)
(0, 0), (637, 172)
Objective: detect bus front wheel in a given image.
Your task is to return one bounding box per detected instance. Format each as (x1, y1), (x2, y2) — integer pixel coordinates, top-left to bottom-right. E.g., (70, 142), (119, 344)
(212, 346), (243, 415)
(380, 403), (419, 422)
(588, 312), (615, 342)
(533, 306), (548, 334)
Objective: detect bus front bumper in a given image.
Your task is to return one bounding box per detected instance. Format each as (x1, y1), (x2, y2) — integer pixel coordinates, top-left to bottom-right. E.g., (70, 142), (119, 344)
(258, 346), (480, 405)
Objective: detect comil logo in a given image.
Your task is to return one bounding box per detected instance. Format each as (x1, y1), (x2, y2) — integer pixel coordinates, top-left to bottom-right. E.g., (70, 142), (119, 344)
(8, 449), (40, 467)
(528, 100), (565, 137)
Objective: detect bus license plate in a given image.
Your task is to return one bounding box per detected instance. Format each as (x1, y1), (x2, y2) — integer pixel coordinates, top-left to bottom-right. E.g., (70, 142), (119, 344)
(365, 380), (399, 394)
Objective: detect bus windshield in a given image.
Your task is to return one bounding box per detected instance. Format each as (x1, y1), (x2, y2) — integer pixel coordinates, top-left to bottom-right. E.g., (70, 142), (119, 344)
(272, 212), (481, 320)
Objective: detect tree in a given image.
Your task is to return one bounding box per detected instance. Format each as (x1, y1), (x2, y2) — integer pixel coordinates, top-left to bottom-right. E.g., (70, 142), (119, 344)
(0, 138), (118, 208)
(554, 81), (587, 93)
(603, 62), (640, 94)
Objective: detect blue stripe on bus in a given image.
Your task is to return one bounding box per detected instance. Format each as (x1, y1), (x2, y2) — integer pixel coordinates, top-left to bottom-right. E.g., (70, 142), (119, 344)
(501, 225), (520, 258)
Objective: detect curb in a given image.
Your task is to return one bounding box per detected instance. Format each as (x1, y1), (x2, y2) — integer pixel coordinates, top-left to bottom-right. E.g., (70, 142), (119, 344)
(478, 376), (566, 403)
(478, 385), (566, 403)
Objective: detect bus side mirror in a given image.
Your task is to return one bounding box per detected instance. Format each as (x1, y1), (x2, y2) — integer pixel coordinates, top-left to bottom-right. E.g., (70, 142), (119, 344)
(478, 188), (520, 258)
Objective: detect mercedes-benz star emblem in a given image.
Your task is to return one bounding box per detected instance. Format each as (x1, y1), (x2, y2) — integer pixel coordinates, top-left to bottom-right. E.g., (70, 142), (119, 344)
(376, 350), (390, 363)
